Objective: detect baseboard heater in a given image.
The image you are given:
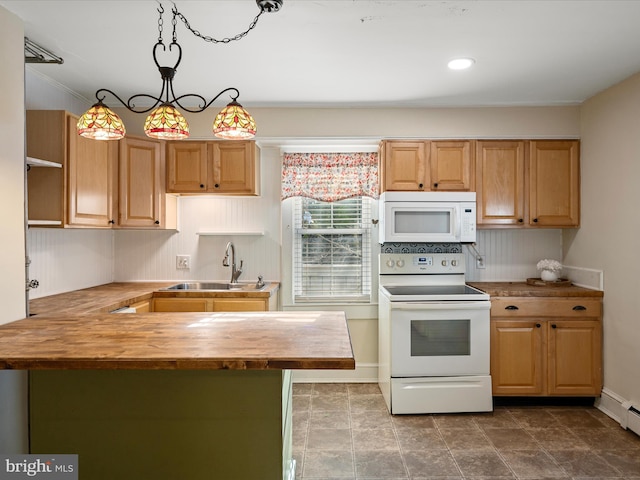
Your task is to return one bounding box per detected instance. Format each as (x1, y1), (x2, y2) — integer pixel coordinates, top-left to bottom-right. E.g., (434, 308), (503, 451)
(622, 402), (640, 436)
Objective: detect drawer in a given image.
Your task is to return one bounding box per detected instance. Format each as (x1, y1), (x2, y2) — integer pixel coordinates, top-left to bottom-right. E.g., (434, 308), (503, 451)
(491, 297), (602, 318)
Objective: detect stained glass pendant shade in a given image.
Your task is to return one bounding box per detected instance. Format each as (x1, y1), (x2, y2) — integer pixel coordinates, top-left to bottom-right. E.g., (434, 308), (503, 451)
(144, 104), (190, 139)
(77, 101), (126, 140)
(213, 101), (257, 139)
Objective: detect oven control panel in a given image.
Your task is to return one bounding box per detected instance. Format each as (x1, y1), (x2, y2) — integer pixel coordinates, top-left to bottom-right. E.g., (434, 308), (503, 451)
(380, 253), (466, 274)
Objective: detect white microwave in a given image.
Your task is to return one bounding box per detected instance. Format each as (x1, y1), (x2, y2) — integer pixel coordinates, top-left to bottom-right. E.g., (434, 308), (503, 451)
(379, 191), (477, 244)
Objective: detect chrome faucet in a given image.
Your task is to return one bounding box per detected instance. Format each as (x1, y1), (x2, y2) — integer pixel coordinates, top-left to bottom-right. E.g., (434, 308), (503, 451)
(222, 241), (243, 284)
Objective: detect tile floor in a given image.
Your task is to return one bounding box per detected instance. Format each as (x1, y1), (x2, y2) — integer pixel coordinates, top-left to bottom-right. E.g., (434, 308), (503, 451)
(292, 383), (640, 479)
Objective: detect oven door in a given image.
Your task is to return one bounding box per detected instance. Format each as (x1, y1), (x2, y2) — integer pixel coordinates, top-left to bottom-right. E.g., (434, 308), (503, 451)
(390, 301), (490, 377)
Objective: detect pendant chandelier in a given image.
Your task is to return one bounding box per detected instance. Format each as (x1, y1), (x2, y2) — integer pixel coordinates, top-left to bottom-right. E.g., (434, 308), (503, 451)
(77, 1), (283, 141)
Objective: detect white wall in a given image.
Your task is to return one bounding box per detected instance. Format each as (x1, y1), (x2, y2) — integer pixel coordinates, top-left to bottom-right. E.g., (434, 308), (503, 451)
(566, 72), (640, 413)
(0, 4), (28, 453)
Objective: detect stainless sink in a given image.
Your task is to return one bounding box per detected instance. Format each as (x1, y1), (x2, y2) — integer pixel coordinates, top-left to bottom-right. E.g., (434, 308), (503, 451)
(161, 281), (269, 291)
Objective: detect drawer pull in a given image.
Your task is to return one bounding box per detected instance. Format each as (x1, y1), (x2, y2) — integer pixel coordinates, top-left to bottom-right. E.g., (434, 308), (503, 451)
(572, 305), (587, 311)
(551, 324), (557, 329)
(536, 323), (541, 328)
(505, 305), (519, 310)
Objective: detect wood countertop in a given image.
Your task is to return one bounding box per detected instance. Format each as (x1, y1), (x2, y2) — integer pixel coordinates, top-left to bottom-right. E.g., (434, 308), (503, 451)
(8, 282), (355, 371)
(0, 311), (354, 370)
(29, 281), (280, 315)
(469, 281), (603, 298)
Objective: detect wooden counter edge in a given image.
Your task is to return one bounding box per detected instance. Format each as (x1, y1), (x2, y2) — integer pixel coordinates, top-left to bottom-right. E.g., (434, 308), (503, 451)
(468, 282), (603, 298)
(0, 357), (355, 371)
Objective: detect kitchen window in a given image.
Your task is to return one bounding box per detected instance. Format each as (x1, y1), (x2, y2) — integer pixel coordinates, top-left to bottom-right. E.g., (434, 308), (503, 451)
(292, 196), (372, 303)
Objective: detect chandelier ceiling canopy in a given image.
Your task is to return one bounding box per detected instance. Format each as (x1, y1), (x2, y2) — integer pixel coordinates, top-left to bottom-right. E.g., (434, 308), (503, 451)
(77, 0), (283, 141)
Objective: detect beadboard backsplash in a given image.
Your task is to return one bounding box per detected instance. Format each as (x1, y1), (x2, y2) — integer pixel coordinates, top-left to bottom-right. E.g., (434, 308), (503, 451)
(464, 229), (563, 282)
(27, 228), (113, 299)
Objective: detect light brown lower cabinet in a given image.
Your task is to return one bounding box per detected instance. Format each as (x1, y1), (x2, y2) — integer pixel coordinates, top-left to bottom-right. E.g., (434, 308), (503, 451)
(490, 297), (602, 396)
(129, 300), (151, 313)
(152, 296), (276, 312)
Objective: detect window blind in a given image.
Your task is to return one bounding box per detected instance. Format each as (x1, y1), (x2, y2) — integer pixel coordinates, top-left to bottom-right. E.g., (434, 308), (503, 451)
(293, 197), (372, 302)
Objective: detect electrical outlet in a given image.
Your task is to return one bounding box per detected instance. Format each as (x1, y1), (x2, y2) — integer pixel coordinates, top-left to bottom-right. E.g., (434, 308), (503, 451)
(176, 255), (190, 270)
(476, 255), (486, 269)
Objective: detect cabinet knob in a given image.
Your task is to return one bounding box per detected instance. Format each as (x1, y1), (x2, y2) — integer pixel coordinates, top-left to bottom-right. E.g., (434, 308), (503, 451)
(572, 305), (586, 311)
(505, 305), (519, 310)
(433, 183), (438, 188)
(518, 218), (524, 223)
(214, 183), (220, 188)
(551, 324), (557, 329)
(533, 218), (539, 223)
(200, 184), (205, 188)
(108, 219), (115, 224)
(536, 323), (541, 328)
(154, 220), (160, 225)
(418, 183), (424, 189)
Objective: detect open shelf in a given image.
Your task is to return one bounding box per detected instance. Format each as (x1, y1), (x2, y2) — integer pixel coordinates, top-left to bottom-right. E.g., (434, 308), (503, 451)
(26, 157), (62, 168)
(196, 231), (264, 236)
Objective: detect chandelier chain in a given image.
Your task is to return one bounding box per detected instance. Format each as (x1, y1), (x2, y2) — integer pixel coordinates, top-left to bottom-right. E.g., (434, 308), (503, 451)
(173, 8), (265, 44)
(157, 4), (164, 43)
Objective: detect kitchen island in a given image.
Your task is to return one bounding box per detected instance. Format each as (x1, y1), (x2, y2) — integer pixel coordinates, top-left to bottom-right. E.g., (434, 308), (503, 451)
(0, 284), (354, 480)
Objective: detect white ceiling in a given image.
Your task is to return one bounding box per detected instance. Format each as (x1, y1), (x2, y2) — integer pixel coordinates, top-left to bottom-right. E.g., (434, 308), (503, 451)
(4, 0), (640, 109)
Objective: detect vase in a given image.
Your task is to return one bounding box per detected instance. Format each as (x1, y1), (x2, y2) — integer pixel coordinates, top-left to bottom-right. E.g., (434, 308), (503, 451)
(540, 270), (558, 282)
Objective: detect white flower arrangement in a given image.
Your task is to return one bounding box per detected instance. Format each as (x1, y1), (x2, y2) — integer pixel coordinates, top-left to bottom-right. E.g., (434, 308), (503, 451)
(536, 259), (562, 273)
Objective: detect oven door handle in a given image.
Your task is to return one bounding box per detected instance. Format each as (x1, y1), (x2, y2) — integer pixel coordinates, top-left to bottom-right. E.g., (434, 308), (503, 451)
(390, 301), (491, 310)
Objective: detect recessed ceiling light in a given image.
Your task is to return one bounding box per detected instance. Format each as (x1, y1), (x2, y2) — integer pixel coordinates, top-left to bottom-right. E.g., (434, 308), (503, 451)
(448, 58), (475, 70)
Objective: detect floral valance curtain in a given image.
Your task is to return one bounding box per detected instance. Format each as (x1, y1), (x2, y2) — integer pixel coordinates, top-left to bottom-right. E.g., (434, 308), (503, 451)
(281, 152), (379, 202)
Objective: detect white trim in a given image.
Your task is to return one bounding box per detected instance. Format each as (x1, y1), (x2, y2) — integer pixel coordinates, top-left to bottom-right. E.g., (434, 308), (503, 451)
(279, 143), (379, 153)
(26, 66), (90, 103)
(292, 363), (378, 383)
(595, 387), (626, 424)
(595, 387), (640, 437)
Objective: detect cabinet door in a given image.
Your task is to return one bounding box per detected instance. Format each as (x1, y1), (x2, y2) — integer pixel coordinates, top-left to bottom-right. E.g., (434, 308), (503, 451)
(548, 320), (602, 395)
(529, 140), (580, 227)
(130, 300), (151, 313)
(119, 137), (164, 228)
(152, 298), (211, 312)
(211, 299), (267, 312)
(490, 320), (544, 395)
(381, 141), (428, 191)
(476, 141), (526, 226)
(210, 141), (258, 195)
(430, 141), (473, 191)
(66, 114), (117, 227)
(166, 142), (208, 193)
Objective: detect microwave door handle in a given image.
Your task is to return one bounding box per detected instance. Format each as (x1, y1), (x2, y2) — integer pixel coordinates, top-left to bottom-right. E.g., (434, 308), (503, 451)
(453, 207), (460, 238)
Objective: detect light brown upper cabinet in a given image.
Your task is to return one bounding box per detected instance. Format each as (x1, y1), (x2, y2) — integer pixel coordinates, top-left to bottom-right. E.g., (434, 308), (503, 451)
(476, 139), (580, 228)
(476, 140), (526, 226)
(529, 140), (580, 227)
(380, 141), (428, 191)
(27, 111), (176, 230)
(27, 110), (117, 228)
(430, 140), (474, 191)
(166, 140), (260, 195)
(380, 140), (473, 193)
(118, 136), (177, 229)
